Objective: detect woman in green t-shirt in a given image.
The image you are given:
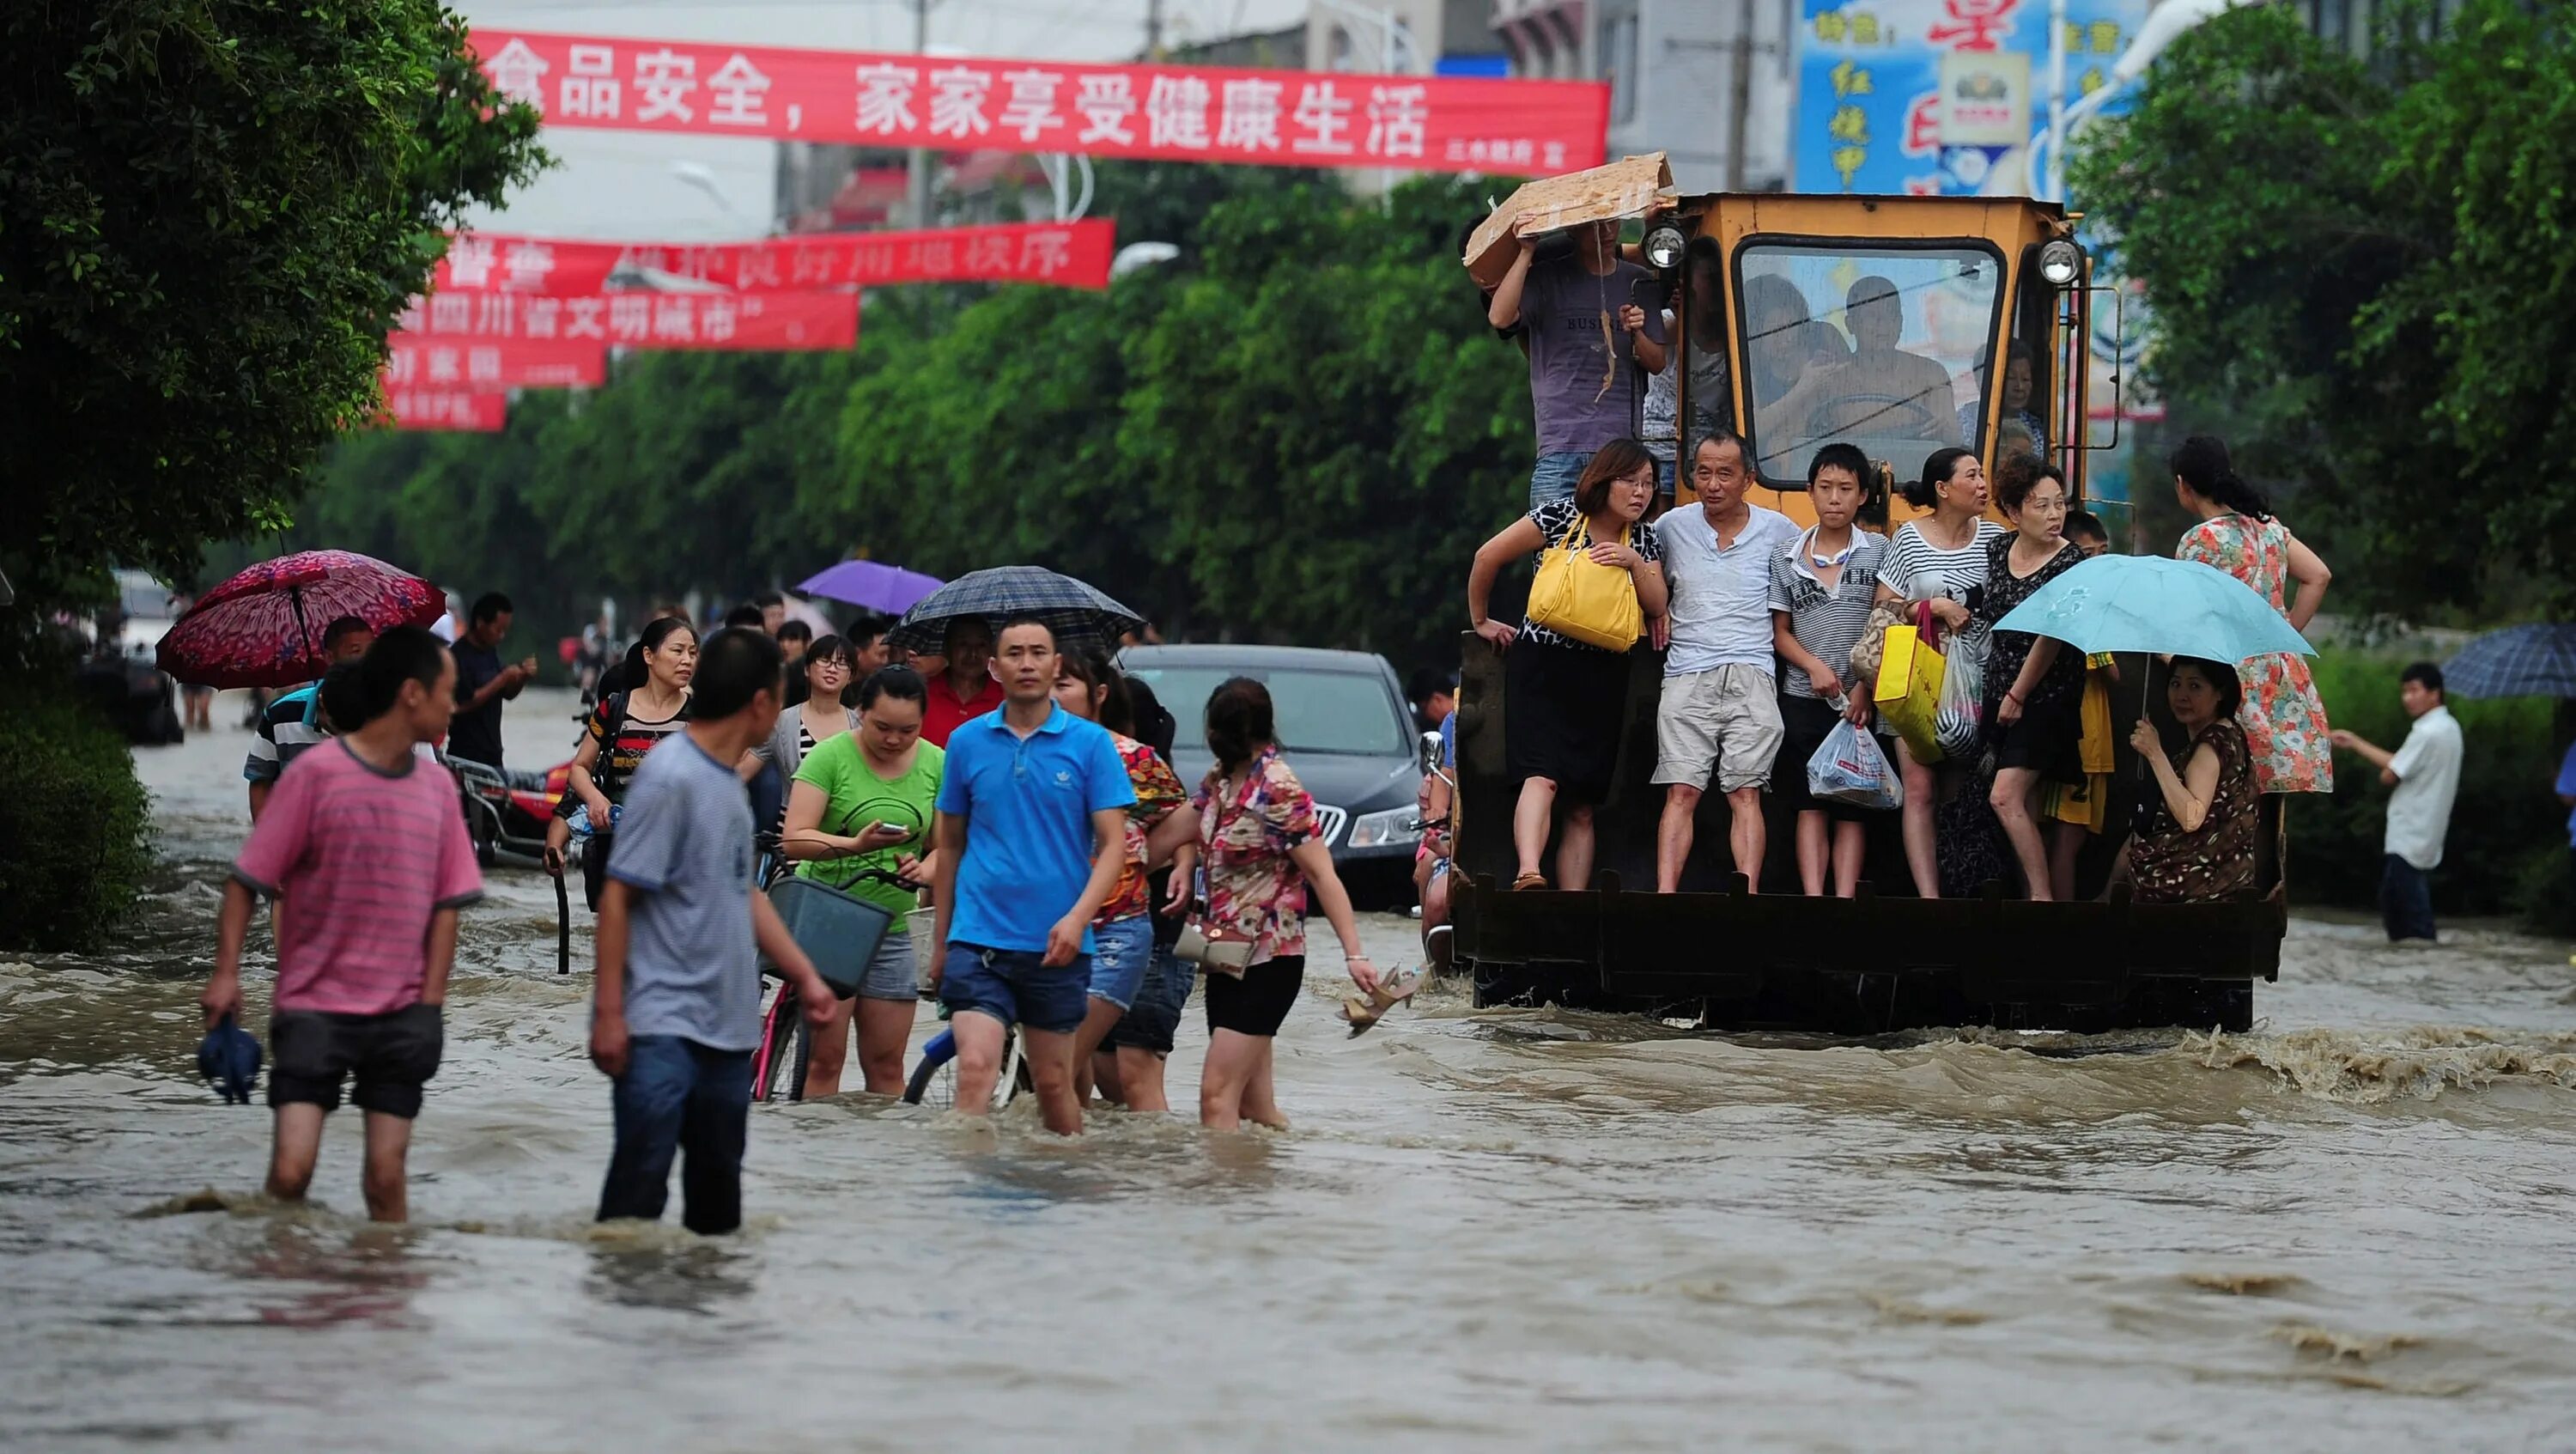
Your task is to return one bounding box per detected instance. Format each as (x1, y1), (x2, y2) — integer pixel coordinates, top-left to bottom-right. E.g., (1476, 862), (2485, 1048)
(781, 666), (945, 1098)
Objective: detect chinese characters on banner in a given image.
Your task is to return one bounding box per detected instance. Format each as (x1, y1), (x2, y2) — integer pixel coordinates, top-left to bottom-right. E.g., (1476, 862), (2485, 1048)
(1795, 0), (2144, 197)
(385, 336), (611, 390)
(432, 218), (1115, 295)
(382, 391), (507, 432)
(396, 290), (859, 350)
(469, 30), (1609, 174)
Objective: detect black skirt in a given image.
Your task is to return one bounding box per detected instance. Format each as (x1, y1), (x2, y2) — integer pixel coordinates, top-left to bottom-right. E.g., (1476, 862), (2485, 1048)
(1984, 690), (2083, 783)
(1504, 638), (1631, 805)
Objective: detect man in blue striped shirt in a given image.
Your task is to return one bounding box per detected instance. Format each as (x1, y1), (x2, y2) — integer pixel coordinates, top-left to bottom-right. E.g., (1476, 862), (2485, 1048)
(243, 616), (376, 820)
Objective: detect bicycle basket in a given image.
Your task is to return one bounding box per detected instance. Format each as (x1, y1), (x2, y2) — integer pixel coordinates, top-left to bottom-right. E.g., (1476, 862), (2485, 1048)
(767, 877), (895, 999)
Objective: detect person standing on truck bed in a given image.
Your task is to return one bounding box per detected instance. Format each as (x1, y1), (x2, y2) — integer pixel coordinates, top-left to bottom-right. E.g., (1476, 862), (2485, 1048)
(1486, 216), (1667, 510)
(1652, 430), (1800, 892)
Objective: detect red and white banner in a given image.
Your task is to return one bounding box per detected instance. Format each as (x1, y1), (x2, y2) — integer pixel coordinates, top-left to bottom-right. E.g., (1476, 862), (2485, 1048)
(382, 391), (507, 432)
(398, 290), (858, 350)
(434, 219), (1116, 295)
(470, 29), (1608, 174)
(386, 335), (610, 389)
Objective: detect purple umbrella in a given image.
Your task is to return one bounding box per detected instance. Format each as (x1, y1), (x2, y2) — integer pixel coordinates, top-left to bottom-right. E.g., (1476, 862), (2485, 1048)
(796, 560), (944, 616)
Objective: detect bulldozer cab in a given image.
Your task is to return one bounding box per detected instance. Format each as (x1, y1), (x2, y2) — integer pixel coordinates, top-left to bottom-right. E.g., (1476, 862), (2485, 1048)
(1671, 193), (2089, 524)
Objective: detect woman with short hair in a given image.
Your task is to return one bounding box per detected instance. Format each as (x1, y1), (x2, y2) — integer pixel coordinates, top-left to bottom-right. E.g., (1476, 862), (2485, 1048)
(1185, 677), (1378, 1131)
(743, 634), (859, 823)
(1978, 455), (2087, 899)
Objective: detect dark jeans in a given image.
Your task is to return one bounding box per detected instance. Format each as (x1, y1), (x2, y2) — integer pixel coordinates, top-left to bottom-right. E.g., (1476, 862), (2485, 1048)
(599, 1036), (752, 1235)
(2379, 854), (2438, 943)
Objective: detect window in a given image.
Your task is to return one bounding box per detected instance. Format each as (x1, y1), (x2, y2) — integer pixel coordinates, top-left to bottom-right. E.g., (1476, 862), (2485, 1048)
(1736, 241), (2003, 489)
(1120, 666), (1413, 757)
(1604, 9), (1641, 125)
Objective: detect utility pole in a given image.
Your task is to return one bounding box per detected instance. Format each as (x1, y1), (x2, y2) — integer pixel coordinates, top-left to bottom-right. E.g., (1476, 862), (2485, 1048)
(1727, 0), (1755, 190)
(1145, 0), (1164, 57)
(905, 0), (932, 227)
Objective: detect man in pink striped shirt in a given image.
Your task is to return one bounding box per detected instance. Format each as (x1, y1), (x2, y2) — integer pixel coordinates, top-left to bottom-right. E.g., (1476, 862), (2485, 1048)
(204, 626), (482, 1224)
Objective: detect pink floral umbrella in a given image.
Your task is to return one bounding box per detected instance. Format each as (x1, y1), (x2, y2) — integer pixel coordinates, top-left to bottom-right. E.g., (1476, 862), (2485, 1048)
(156, 551), (445, 688)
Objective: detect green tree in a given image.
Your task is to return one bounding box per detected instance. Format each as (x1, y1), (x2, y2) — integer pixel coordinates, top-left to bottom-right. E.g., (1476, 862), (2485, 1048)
(0, 0), (544, 621)
(2069, 0), (2576, 617)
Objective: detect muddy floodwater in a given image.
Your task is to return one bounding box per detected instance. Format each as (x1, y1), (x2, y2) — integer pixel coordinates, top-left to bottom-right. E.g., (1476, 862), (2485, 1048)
(6, 688), (2576, 1451)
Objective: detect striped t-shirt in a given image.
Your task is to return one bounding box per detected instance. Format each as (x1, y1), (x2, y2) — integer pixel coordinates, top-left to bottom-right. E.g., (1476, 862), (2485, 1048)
(242, 685), (327, 785)
(577, 691), (692, 806)
(1876, 518), (2006, 606)
(232, 739), (484, 1015)
(1767, 526), (1891, 700)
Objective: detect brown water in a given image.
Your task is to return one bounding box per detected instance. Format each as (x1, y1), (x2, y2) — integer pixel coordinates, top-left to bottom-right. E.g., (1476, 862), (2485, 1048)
(6, 688), (2576, 1451)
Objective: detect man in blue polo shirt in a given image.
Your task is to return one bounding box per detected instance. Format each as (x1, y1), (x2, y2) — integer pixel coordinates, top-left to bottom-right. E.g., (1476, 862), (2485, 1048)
(929, 615), (1134, 1135)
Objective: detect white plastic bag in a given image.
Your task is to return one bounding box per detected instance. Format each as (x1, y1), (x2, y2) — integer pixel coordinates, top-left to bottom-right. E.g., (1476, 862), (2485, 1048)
(1935, 624), (1988, 759)
(1807, 714), (1905, 812)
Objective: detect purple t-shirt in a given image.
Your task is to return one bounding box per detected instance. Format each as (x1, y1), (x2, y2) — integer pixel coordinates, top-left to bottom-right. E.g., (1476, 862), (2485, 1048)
(1521, 255), (1666, 456)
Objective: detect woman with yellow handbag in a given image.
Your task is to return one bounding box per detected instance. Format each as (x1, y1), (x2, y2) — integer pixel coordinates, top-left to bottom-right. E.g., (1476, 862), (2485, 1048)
(1467, 441), (1670, 891)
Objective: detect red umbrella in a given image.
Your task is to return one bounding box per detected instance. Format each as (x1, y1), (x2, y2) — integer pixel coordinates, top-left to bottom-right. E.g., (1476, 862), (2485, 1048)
(156, 551), (445, 688)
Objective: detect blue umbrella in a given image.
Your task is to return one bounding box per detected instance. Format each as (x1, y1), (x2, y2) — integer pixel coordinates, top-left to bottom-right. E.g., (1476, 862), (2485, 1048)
(796, 559), (945, 616)
(1990, 555), (2316, 661)
(2439, 623), (2576, 699)
(196, 1013), (261, 1104)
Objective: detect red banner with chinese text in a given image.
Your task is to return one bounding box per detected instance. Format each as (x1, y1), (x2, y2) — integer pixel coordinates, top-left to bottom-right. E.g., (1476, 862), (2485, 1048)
(398, 290), (858, 350)
(433, 219), (1115, 295)
(381, 391), (507, 431)
(468, 29), (1607, 175)
(386, 336), (611, 389)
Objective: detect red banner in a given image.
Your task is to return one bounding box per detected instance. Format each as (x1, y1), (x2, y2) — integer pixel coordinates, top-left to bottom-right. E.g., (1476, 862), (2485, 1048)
(434, 219), (1115, 295)
(382, 391), (507, 432)
(469, 29), (1607, 174)
(398, 290), (857, 350)
(386, 336), (610, 389)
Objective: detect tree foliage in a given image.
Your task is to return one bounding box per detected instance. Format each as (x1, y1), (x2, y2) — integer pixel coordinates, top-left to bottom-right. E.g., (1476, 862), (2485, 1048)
(0, 0), (545, 617)
(2069, 0), (2576, 617)
(299, 168), (1538, 673)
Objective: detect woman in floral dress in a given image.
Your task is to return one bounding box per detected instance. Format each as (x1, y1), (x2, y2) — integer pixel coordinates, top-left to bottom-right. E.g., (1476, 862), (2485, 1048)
(2170, 436), (2334, 794)
(1181, 677), (1378, 1131)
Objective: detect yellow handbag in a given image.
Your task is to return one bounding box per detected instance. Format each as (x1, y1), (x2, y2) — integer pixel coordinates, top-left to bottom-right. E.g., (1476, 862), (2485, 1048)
(1524, 515), (1643, 652)
(1873, 603), (1947, 762)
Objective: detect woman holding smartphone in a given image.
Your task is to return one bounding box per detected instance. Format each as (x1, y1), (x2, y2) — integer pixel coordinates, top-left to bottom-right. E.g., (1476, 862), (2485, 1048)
(781, 666), (945, 1098)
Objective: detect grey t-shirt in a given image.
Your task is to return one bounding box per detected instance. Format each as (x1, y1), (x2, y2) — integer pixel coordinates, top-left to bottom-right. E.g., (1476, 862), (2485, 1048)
(1522, 255), (1666, 456)
(606, 730), (762, 1052)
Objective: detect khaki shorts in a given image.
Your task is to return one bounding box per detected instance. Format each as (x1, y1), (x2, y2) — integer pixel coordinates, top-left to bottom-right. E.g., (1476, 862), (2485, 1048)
(1653, 665), (1784, 793)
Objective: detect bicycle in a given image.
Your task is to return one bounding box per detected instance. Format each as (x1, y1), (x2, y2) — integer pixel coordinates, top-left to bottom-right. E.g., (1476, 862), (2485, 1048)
(750, 863), (920, 1105)
(899, 1009), (1025, 1110)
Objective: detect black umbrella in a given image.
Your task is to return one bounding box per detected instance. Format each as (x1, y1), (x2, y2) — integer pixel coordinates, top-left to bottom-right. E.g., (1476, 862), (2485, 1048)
(886, 566), (1145, 655)
(2441, 623), (2576, 699)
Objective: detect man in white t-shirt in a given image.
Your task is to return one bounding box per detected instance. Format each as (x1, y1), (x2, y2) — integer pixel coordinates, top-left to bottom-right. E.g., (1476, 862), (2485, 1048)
(2330, 662), (2463, 943)
(1650, 432), (1801, 892)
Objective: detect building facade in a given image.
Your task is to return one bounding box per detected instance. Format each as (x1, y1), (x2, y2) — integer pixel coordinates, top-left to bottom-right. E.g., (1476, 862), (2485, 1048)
(1493, 0), (1792, 192)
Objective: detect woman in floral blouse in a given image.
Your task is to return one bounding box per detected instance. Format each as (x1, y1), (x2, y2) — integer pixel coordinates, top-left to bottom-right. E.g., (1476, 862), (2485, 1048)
(1174, 677), (1378, 1131)
(2171, 435), (2334, 794)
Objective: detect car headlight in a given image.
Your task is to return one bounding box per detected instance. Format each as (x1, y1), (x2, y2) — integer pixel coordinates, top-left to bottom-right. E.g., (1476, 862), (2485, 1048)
(1344, 806), (1419, 849)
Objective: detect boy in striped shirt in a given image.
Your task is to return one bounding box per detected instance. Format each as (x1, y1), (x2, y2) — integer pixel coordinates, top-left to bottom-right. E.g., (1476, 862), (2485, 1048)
(205, 627), (482, 1223)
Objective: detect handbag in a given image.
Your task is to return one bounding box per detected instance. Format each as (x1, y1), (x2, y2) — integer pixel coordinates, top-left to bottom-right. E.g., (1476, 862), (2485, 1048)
(1873, 602), (1947, 763)
(1935, 622), (1989, 759)
(1175, 788), (1258, 976)
(1524, 514), (1643, 652)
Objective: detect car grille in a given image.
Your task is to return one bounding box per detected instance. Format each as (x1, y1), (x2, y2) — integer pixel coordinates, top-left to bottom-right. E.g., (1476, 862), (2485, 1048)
(1313, 804), (1349, 847)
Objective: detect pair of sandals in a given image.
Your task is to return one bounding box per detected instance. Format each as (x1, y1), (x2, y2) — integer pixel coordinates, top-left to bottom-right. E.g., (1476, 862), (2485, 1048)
(1340, 965), (1424, 1036)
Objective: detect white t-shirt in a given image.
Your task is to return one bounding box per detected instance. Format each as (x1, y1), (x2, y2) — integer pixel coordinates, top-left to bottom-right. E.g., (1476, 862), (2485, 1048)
(1654, 502), (1800, 676)
(2384, 703), (2464, 869)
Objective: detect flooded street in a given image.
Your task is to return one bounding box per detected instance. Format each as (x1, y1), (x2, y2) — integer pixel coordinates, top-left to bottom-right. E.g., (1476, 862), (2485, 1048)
(7, 688), (2576, 1451)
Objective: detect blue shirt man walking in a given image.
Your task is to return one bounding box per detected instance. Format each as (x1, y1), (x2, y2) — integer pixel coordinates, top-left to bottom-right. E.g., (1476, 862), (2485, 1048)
(930, 615), (1135, 1135)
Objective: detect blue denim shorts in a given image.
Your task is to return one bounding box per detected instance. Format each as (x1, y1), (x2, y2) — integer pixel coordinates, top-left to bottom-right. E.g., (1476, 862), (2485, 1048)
(939, 942), (1089, 1035)
(1529, 450), (1593, 509)
(1087, 916), (1155, 1011)
(1103, 942), (1194, 1056)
